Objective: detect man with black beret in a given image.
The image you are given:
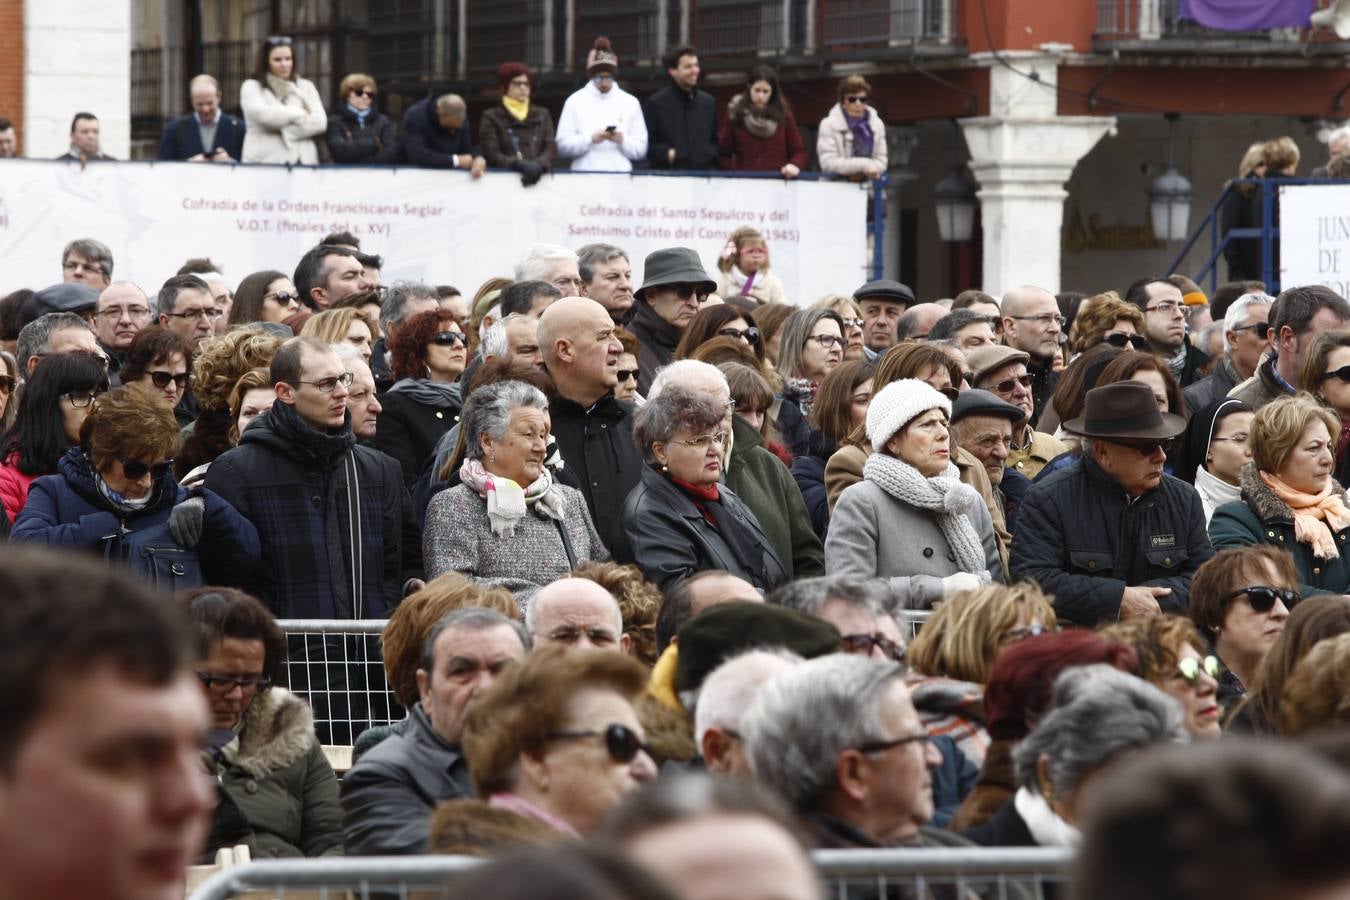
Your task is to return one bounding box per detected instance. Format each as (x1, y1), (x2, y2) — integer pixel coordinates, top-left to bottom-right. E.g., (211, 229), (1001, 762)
(950, 389), (1033, 532)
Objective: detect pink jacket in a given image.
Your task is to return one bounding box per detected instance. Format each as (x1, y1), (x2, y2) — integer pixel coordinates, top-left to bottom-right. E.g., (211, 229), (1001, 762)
(0, 454), (39, 524)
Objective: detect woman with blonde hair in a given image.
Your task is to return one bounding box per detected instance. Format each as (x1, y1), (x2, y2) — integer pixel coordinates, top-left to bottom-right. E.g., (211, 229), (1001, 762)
(715, 226), (785, 308)
(1067, 291), (1148, 357)
(1210, 394), (1350, 596)
(326, 72), (399, 164)
(176, 325), (284, 479)
(1099, 614), (1223, 739)
(300, 306), (380, 363)
(816, 74), (886, 180)
(906, 582), (1057, 766)
(1279, 631), (1350, 736)
(1221, 142), (1266, 281)
(1297, 329), (1350, 486)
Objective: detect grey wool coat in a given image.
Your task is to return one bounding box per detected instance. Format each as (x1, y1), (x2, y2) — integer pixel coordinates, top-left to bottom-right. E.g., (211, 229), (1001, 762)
(825, 478), (1003, 608)
(423, 482), (607, 606)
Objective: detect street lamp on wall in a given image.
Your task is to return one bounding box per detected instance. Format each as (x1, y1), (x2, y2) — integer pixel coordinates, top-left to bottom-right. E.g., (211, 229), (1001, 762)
(1148, 113), (1193, 242)
(934, 163), (976, 242)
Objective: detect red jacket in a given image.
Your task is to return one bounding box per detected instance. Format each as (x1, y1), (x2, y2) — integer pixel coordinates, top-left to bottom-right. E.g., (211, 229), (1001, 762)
(0, 453), (39, 525)
(717, 98), (807, 173)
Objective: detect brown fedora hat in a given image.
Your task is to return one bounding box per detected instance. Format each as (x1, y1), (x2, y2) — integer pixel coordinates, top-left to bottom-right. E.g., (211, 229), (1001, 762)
(1063, 381), (1186, 441)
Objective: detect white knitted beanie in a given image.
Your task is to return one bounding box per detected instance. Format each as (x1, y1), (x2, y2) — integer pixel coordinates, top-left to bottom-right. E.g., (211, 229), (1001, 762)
(866, 379), (951, 449)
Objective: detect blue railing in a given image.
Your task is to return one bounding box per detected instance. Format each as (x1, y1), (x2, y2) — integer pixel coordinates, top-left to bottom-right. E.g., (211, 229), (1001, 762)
(1169, 176), (1341, 294)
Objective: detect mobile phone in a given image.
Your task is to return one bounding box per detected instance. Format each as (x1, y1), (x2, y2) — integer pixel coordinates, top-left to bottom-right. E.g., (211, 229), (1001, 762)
(605, 125), (616, 133)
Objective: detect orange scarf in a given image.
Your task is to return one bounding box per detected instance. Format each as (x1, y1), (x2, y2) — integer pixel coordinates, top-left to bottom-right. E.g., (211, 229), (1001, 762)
(1259, 471), (1350, 559)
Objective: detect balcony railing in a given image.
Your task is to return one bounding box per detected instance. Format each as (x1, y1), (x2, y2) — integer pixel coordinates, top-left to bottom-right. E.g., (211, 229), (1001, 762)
(1096, 0), (1303, 45)
(132, 0), (963, 143)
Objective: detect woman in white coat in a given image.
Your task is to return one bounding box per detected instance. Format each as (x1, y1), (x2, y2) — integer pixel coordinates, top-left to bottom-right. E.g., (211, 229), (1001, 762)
(240, 36), (327, 165)
(816, 74), (887, 180)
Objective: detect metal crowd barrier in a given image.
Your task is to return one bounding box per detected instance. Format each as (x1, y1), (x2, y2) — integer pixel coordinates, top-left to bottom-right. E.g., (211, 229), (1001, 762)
(278, 610), (932, 746)
(187, 848), (1075, 900)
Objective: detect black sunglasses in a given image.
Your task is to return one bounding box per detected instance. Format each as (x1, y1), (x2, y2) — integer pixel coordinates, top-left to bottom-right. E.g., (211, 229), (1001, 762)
(548, 723), (654, 765)
(1111, 437), (1176, 456)
(120, 458), (174, 480)
(1221, 585), (1300, 613)
(665, 284), (711, 302)
(616, 368), (638, 383)
(1231, 321), (1272, 339)
(433, 331), (468, 346)
(1104, 333), (1150, 351)
(718, 326), (761, 345)
(148, 370), (190, 389)
(987, 373), (1033, 394)
(350, 88), (375, 97)
(1320, 365), (1350, 384)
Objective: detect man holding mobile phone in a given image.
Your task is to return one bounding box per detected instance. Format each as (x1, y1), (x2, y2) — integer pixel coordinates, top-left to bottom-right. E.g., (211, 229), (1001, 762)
(555, 36), (648, 172)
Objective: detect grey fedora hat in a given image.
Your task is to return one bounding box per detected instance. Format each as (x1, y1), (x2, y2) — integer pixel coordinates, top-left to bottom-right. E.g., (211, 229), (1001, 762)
(635, 247), (717, 300)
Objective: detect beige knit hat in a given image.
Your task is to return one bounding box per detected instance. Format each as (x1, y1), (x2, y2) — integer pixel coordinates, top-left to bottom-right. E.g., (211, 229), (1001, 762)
(586, 36), (618, 75)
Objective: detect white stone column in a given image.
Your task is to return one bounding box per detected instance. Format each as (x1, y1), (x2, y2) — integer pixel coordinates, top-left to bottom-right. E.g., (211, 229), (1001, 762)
(960, 51), (1115, 295)
(25, 0), (131, 159)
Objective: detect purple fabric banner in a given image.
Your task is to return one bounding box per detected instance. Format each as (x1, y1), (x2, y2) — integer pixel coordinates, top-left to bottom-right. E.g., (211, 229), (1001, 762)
(1179, 0), (1316, 30)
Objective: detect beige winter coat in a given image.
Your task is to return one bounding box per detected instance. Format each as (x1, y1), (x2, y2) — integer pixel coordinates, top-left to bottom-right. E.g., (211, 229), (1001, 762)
(240, 76), (327, 164)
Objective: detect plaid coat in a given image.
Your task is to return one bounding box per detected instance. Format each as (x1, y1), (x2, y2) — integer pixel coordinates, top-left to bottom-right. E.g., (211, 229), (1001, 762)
(206, 402), (421, 619)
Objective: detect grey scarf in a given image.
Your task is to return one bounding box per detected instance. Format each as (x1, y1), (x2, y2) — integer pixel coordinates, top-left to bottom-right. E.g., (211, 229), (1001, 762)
(389, 377), (460, 409)
(741, 106), (780, 139)
(863, 453), (990, 579)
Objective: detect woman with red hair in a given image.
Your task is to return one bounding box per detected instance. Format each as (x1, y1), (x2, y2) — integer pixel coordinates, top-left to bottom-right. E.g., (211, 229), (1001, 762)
(373, 309), (468, 487)
(479, 61), (556, 186)
(948, 629), (1137, 831)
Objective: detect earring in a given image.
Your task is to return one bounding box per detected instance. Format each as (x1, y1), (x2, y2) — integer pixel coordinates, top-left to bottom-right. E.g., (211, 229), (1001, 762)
(489, 452), (496, 465)
(661, 464), (668, 472)
(425, 364), (433, 379)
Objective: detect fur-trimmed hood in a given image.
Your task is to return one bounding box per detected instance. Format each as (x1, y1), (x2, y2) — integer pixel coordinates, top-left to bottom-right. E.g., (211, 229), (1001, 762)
(1238, 463), (1350, 525)
(235, 687), (318, 778)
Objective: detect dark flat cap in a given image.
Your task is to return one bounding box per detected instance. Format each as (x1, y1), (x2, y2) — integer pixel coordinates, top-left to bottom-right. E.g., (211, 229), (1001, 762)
(951, 389), (1027, 425)
(674, 601), (840, 694)
(21, 283), (99, 327)
(853, 279), (916, 306)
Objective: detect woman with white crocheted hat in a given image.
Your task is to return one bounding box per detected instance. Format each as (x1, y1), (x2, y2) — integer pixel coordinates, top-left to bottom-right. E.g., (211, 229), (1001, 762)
(825, 378), (1002, 608)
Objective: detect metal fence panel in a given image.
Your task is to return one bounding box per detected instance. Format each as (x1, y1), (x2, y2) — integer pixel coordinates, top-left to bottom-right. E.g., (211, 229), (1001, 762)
(276, 619), (399, 747)
(188, 849), (1075, 900)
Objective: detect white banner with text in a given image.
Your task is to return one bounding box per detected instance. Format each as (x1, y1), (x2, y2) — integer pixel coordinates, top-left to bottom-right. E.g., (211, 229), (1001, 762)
(0, 160), (870, 303)
(1280, 184), (1350, 295)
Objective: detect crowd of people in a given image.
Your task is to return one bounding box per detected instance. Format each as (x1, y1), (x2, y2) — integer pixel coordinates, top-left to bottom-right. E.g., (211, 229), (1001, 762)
(25, 37), (888, 186)
(2, 85), (1350, 900)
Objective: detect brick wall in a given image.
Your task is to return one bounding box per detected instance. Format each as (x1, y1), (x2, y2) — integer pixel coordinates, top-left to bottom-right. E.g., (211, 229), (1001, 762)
(0, 0), (23, 152)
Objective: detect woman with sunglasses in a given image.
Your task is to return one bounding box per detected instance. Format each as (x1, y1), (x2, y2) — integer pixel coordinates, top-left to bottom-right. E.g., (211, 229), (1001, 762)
(1188, 545), (1295, 717)
(461, 645), (657, 838)
(375, 309), (469, 488)
(816, 74), (886, 180)
(228, 270), (302, 326)
(1300, 330), (1350, 485)
(774, 308), (846, 457)
(1226, 594), (1350, 734)
(0, 350), (16, 433)
(240, 35), (326, 165)
(906, 583), (1058, 768)
(1174, 398), (1254, 525)
(181, 587), (342, 860)
(621, 383), (787, 593)
(674, 305), (766, 367)
(813, 294), (868, 361)
(826, 379), (1002, 609)
(1066, 291), (1148, 359)
(1099, 614), (1223, 739)
(325, 72), (399, 165)
(1210, 394), (1350, 598)
(0, 353), (107, 526)
(715, 226), (786, 309)
(11, 386), (258, 586)
(613, 327), (642, 404)
(119, 325), (194, 422)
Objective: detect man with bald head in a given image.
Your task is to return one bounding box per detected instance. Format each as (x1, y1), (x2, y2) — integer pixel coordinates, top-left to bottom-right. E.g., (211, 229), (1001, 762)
(156, 74), (246, 161)
(897, 302), (948, 342)
(93, 282), (152, 372)
(539, 296), (643, 553)
(401, 93), (485, 175)
(999, 285), (1063, 427)
(527, 577), (630, 653)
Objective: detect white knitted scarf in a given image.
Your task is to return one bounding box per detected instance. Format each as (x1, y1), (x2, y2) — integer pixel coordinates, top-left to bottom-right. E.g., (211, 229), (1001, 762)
(862, 453), (990, 579)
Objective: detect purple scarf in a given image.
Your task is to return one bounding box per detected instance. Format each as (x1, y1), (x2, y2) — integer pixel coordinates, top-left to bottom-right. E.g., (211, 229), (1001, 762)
(846, 111), (874, 158)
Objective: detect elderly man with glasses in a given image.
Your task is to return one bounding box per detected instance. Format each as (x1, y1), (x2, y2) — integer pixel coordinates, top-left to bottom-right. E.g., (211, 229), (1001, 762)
(1010, 381), (1214, 627)
(966, 345), (1068, 480)
(1184, 291), (1273, 414)
(999, 285), (1064, 428)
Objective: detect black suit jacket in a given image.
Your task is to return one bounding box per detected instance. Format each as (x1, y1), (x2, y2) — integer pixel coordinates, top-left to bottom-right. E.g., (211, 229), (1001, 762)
(156, 112), (247, 161)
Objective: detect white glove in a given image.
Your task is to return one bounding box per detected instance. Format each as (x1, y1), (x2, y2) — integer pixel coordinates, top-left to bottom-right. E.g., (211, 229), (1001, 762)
(941, 572), (982, 597)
